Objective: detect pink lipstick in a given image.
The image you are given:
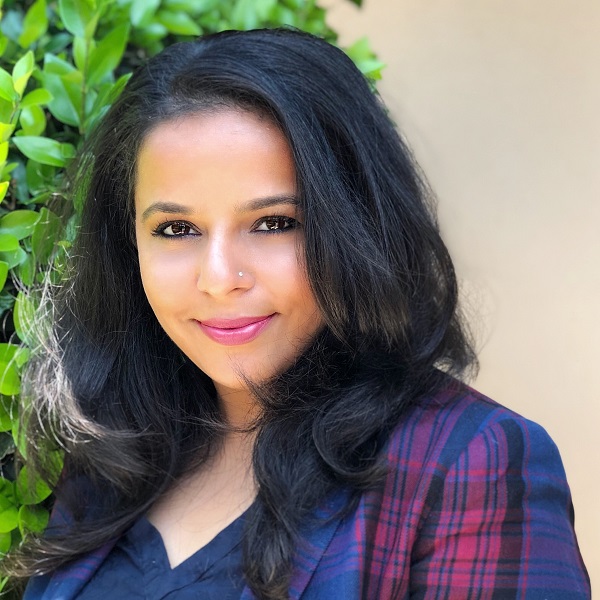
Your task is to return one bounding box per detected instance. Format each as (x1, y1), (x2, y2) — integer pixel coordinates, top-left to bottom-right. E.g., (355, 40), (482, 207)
(197, 314), (274, 346)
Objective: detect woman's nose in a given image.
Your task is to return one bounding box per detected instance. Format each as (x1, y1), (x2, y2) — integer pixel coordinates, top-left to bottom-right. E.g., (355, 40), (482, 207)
(196, 235), (253, 296)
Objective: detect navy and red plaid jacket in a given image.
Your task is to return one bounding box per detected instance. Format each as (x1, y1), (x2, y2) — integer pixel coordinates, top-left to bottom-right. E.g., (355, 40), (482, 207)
(25, 383), (590, 599)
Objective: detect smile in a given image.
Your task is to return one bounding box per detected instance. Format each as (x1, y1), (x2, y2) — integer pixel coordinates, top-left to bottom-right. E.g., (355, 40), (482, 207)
(196, 315), (275, 346)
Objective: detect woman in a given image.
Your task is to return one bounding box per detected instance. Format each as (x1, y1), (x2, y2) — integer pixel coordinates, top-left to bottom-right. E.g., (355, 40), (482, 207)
(12, 28), (589, 599)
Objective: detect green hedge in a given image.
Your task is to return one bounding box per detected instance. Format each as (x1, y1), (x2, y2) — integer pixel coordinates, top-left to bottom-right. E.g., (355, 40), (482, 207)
(0, 0), (382, 585)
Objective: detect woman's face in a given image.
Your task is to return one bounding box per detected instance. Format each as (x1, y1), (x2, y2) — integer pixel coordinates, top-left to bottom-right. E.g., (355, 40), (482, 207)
(134, 109), (324, 400)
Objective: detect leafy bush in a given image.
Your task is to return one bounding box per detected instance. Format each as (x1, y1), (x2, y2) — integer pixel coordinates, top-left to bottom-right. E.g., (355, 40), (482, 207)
(0, 0), (382, 584)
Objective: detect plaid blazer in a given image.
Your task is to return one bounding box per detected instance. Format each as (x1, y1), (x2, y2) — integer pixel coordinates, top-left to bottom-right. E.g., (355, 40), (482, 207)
(25, 383), (590, 599)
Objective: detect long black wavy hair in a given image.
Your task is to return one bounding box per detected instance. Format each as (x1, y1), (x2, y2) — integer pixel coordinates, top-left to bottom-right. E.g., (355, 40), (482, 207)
(9, 28), (476, 599)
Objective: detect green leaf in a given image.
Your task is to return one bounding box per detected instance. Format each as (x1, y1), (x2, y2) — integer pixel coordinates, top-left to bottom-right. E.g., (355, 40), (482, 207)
(20, 88), (53, 108)
(29, 191), (52, 205)
(0, 361), (19, 396)
(0, 123), (15, 143)
(0, 246), (27, 269)
(0, 479), (15, 500)
(0, 261), (7, 291)
(41, 54), (82, 125)
(41, 74), (80, 127)
(58, 0), (99, 39)
(164, 0), (219, 10)
(0, 181), (8, 203)
(0, 293), (15, 316)
(131, 0), (161, 27)
(0, 98), (15, 123)
(84, 72), (131, 131)
(0, 210), (41, 240)
(231, 0), (276, 29)
(0, 10), (23, 44)
(73, 35), (93, 72)
(0, 234), (19, 252)
(87, 23), (129, 87)
(16, 252), (35, 286)
(344, 36), (371, 62)
(43, 54), (77, 77)
(44, 451), (64, 486)
(0, 494), (18, 534)
(344, 37), (385, 80)
(156, 10), (202, 36)
(0, 396), (15, 432)
(11, 415), (26, 459)
(26, 159), (55, 196)
(0, 531), (11, 555)
(0, 345), (18, 365)
(31, 207), (62, 264)
(62, 142), (76, 160)
(19, 104), (47, 136)
(14, 347), (30, 369)
(280, 0), (303, 9)
(130, 21), (167, 47)
(16, 466), (52, 505)
(356, 58), (386, 80)
(43, 32), (72, 55)
(0, 414), (11, 435)
(18, 505), (50, 536)
(269, 5), (297, 27)
(0, 68), (17, 104)
(14, 291), (36, 347)
(0, 163), (17, 178)
(41, 56), (82, 127)
(65, 213), (79, 243)
(12, 50), (35, 97)
(18, 0), (49, 48)
(12, 136), (73, 167)
(0, 142), (7, 164)
(12, 53), (35, 84)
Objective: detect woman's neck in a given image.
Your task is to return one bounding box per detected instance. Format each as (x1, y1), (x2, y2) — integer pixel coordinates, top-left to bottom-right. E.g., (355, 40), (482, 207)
(146, 429), (257, 567)
(215, 384), (261, 430)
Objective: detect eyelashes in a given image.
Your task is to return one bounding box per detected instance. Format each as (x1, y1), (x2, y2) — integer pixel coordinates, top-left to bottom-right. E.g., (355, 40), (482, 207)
(152, 221), (198, 237)
(253, 216), (298, 232)
(152, 216), (300, 238)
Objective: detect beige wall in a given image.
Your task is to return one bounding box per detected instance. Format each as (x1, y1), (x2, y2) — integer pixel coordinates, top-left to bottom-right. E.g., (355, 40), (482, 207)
(326, 0), (599, 592)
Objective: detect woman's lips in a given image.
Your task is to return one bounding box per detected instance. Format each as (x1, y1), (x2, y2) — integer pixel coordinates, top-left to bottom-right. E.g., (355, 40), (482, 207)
(197, 314), (275, 346)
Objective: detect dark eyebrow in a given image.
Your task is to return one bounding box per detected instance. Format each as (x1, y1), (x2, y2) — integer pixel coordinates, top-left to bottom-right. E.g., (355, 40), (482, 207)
(237, 195), (299, 214)
(140, 195), (299, 222)
(141, 202), (191, 222)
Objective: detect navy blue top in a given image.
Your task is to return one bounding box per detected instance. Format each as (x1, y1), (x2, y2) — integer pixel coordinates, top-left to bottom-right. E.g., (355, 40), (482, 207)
(76, 513), (246, 599)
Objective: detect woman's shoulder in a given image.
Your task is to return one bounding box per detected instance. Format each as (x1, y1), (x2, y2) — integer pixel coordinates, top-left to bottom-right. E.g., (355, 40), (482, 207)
(385, 378), (566, 482)
(371, 379), (590, 598)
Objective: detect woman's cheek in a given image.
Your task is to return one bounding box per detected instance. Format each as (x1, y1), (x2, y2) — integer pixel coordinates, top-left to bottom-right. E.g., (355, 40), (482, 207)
(139, 248), (196, 311)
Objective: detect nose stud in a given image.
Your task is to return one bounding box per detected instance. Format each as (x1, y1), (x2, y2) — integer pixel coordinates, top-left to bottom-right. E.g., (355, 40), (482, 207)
(238, 272), (244, 277)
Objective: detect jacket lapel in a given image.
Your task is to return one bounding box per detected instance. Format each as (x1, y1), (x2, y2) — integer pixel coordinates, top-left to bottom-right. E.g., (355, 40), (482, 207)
(24, 539), (117, 600)
(240, 489), (350, 600)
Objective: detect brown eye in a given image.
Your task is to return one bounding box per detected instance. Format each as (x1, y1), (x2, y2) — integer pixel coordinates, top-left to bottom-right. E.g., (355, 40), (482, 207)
(266, 217), (285, 230)
(168, 222), (190, 235)
(155, 221), (199, 237)
(255, 216), (297, 232)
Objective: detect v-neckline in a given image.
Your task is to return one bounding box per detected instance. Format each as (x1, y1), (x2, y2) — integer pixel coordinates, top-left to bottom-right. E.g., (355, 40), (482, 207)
(126, 510), (247, 578)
